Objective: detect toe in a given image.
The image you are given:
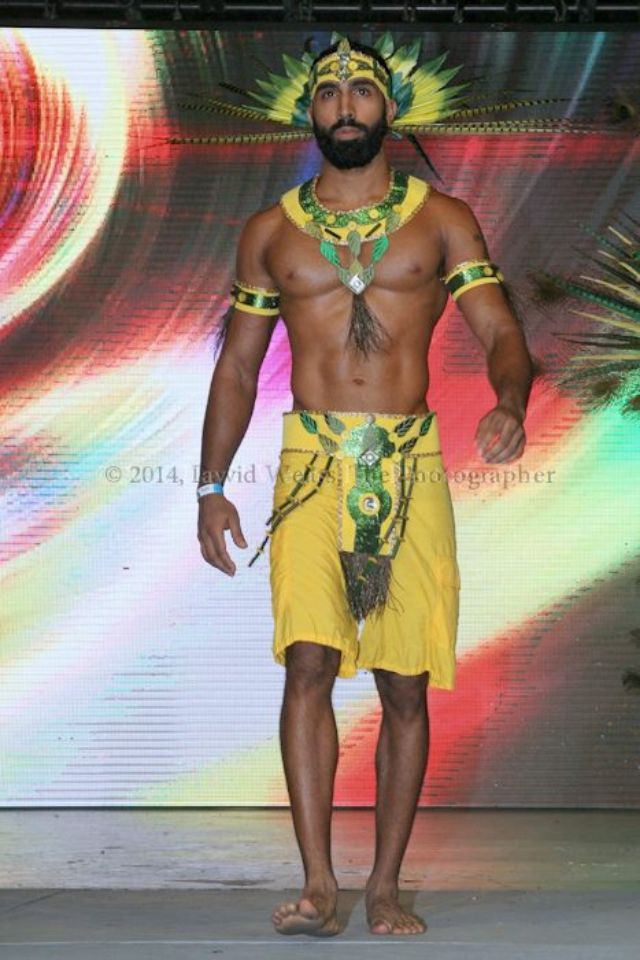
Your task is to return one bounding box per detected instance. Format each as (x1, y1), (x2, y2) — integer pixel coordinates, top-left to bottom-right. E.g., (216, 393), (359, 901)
(272, 901), (297, 923)
(298, 897), (320, 919)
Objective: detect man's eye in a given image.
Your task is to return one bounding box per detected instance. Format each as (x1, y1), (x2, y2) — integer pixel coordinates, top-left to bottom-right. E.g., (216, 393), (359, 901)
(321, 89), (335, 98)
(355, 86), (370, 95)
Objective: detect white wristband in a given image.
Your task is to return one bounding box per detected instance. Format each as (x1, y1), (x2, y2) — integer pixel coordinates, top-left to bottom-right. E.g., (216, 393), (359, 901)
(197, 483), (224, 499)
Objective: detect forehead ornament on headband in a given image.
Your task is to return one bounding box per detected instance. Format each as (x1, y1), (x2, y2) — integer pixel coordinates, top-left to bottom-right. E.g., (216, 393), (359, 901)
(309, 38), (391, 101)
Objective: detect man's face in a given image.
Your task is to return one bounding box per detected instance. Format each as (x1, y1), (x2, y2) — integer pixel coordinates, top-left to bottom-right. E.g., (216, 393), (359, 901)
(309, 78), (395, 170)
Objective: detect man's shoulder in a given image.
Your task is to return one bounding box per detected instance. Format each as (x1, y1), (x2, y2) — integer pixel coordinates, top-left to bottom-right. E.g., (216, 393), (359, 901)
(425, 185), (473, 218)
(244, 201), (285, 229)
(248, 177), (309, 227)
(419, 187), (482, 240)
(239, 180), (309, 253)
(241, 202), (287, 245)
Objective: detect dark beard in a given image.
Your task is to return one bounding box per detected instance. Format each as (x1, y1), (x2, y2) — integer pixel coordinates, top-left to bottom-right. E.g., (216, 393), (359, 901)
(312, 113), (389, 170)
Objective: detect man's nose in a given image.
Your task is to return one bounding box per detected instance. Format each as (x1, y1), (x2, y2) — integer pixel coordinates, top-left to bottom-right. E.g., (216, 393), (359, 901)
(338, 87), (355, 119)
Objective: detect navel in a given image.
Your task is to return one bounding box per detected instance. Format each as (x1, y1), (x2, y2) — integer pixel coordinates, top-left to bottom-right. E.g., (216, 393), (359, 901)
(352, 377), (365, 386)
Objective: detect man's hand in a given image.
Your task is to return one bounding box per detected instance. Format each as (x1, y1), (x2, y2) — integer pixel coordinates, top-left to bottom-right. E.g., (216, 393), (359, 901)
(198, 496), (247, 576)
(475, 404), (526, 464)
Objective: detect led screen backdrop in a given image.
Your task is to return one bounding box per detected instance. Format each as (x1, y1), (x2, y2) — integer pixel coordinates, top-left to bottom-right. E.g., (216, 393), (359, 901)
(1, 27), (639, 807)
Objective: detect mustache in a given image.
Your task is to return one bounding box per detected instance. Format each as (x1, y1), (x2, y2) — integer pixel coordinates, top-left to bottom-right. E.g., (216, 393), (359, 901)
(329, 117), (368, 134)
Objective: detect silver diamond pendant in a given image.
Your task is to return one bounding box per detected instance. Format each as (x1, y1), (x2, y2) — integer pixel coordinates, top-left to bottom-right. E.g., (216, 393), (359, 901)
(347, 275), (367, 295)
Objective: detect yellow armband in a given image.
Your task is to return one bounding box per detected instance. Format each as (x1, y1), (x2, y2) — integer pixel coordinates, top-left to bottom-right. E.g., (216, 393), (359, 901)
(443, 259), (505, 301)
(230, 280), (280, 316)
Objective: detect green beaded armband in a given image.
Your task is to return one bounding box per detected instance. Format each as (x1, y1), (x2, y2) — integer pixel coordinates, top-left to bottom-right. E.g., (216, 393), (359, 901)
(443, 260), (505, 301)
(231, 280), (280, 316)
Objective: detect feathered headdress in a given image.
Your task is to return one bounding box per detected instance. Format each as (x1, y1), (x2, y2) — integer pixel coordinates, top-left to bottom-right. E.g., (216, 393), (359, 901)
(538, 215), (640, 416)
(168, 31), (584, 151)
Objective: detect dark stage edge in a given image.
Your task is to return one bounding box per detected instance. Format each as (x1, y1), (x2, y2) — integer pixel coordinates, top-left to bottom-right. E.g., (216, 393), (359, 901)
(0, 888), (638, 960)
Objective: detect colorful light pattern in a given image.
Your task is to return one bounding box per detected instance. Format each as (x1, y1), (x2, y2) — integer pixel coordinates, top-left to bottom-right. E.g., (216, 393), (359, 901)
(0, 29), (639, 807)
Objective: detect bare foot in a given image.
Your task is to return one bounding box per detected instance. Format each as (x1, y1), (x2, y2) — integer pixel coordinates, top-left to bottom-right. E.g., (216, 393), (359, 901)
(366, 890), (427, 936)
(272, 884), (340, 937)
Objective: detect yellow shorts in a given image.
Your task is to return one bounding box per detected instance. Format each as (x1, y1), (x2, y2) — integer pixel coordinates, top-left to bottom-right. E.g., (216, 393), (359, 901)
(261, 410), (460, 690)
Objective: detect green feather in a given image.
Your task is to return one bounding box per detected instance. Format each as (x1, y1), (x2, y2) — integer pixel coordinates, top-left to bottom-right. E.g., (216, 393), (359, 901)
(375, 32), (395, 61)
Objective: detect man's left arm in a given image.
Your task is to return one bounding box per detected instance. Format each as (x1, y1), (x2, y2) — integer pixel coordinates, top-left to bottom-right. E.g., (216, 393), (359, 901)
(439, 196), (534, 464)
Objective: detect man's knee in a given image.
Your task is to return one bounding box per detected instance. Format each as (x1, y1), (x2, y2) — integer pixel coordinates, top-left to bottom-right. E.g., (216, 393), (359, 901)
(284, 641), (341, 694)
(374, 669), (428, 719)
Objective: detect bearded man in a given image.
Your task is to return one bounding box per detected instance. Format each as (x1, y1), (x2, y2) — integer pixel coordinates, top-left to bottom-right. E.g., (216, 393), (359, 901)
(197, 39), (532, 938)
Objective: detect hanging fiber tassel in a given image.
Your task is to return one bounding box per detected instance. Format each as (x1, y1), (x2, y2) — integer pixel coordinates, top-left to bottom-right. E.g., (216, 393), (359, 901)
(405, 133), (445, 184)
(248, 454), (334, 566)
(213, 304), (234, 356)
(338, 453), (418, 620)
(347, 294), (391, 358)
(339, 551), (394, 621)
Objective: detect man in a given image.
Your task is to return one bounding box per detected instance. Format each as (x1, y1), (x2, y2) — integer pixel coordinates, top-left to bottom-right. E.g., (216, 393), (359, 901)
(197, 39), (532, 937)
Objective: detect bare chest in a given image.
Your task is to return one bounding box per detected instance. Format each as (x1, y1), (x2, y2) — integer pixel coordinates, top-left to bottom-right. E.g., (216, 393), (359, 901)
(266, 210), (444, 299)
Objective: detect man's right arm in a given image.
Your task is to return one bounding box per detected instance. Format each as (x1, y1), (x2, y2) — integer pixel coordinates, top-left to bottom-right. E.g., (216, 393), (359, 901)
(198, 207), (280, 576)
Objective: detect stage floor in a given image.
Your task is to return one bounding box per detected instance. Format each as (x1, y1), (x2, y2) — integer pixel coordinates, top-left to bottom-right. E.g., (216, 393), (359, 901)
(0, 809), (637, 959)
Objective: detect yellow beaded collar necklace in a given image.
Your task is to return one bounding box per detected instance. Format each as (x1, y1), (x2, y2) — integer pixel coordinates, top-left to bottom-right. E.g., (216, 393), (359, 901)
(280, 170), (429, 294)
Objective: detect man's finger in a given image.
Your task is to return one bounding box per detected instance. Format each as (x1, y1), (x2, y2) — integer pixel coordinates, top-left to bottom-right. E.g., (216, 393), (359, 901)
(476, 410), (512, 445)
(476, 419), (505, 455)
(497, 433), (526, 464)
(205, 528), (236, 575)
(484, 428), (525, 464)
(483, 433), (520, 463)
(480, 430), (513, 462)
(228, 513), (248, 549)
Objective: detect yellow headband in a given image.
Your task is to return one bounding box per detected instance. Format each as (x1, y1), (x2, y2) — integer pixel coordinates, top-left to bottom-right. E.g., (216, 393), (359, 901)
(308, 38), (391, 101)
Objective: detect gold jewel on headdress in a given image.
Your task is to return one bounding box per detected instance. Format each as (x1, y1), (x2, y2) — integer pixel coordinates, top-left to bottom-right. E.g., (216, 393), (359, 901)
(308, 38), (391, 101)
(443, 259), (505, 301)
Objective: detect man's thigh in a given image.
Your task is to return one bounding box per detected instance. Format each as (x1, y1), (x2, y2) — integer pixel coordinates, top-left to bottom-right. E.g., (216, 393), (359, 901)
(269, 452), (359, 678)
(358, 463), (460, 689)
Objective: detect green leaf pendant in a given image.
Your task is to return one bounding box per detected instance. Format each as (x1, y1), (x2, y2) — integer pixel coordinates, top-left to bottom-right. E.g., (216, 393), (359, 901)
(347, 230), (362, 257)
(318, 212), (395, 295)
(320, 240), (341, 267)
(371, 235), (389, 263)
(300, 412), (318, 434)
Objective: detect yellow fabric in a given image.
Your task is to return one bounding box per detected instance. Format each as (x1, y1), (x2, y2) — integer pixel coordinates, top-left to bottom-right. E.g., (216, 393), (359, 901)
(233, 280), (280, 294)
(451, 276), (501, 301)
(231, 301), (279, 316)
(267, 410), (460, 690)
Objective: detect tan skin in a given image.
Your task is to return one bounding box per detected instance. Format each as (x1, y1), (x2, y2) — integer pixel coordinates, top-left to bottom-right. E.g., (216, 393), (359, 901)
(198, 76), (533, 937)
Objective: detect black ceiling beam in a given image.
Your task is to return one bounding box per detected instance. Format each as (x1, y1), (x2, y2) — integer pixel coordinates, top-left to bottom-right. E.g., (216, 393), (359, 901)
(0, 0), (637, 24)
